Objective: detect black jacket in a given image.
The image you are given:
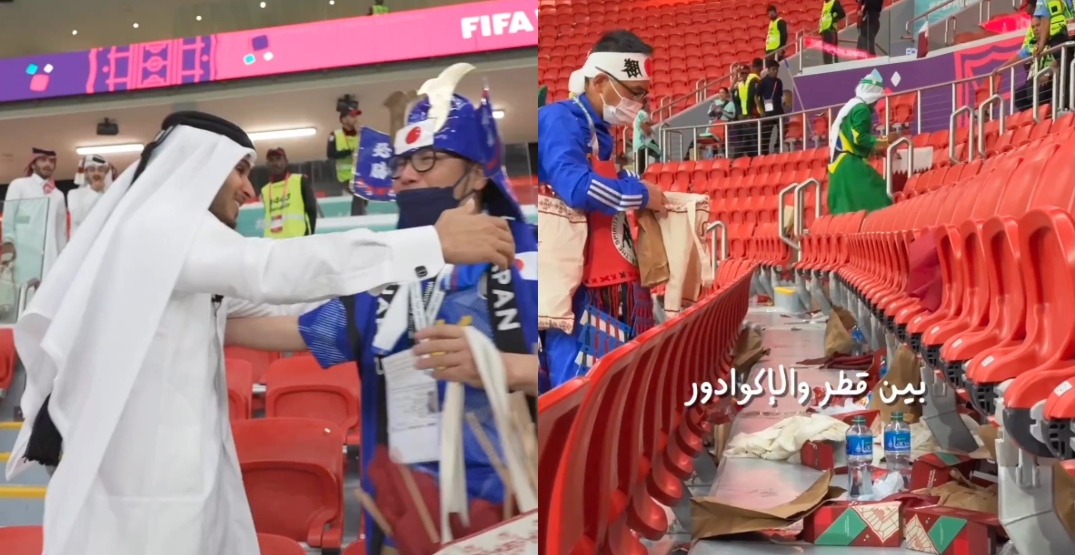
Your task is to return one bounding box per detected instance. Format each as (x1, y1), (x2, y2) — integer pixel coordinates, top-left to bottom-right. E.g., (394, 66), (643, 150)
(757, 76), (785, 115)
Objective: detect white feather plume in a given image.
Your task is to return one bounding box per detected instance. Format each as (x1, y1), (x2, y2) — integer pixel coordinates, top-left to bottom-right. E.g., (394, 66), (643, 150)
(417, 63), (476, 132)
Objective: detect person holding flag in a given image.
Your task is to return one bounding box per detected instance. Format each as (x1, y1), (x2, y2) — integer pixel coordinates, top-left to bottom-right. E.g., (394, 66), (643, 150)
(537, 29), (665, 389)
(223, 63), (539, 553)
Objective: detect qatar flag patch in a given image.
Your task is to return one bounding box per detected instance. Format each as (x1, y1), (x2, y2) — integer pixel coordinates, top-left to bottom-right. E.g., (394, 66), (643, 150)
(514, 251), (537, 280)
(394, 119), (436, 153)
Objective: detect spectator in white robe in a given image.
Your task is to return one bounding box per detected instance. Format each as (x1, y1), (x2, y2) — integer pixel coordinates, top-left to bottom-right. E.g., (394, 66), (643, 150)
(67, 155), (117, 238)
(4, 111), (516, 555)
(2, 148), (67, 287)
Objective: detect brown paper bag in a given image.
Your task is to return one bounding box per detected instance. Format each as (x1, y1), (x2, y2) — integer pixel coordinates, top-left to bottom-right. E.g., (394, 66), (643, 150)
(1053, 465), (1075, 537)
(915, 475), (999, 514)
(537, 190), (587, 333)
(690, 470), (844, 539)
(868, 344), (923, 423)
(658, 192), (712, 316)
(732, 327), (769, 375)
(976, 425), (999, 461)
(635, 209), (670, 288)
(823, 306), (856, 357)
(711, 420), (734, 466)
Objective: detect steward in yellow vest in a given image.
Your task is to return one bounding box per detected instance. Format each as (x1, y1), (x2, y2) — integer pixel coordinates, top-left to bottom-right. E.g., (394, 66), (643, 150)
(328, 106), (368, 215)
(1034, 0), (1073, 53)
(262, 148), (317, 238)
(819, 0), (846, 64)
(765, 4), (788, 61)
(369, 0), (389, 15)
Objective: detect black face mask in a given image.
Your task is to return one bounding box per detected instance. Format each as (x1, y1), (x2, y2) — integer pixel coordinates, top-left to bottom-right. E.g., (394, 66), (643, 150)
(395, 165), (480, 229)
(395, 187), (461, 229)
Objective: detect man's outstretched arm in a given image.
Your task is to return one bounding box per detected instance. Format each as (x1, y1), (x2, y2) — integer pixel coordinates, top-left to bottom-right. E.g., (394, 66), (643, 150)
(224, 316), (306, 352)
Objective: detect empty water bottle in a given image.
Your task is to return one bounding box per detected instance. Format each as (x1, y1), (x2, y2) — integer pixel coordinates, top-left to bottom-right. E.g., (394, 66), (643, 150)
(846, 415), (874, 499)
(884, 412), (912, 490)
(850, 326), (866, 356)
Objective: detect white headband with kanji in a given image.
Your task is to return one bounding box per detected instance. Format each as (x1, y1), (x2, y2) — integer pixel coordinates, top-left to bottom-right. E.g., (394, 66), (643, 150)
(568, 52), (652, 95)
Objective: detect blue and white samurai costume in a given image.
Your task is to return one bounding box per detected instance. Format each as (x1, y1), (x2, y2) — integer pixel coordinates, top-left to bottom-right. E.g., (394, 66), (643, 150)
(297, 67), (538, 553)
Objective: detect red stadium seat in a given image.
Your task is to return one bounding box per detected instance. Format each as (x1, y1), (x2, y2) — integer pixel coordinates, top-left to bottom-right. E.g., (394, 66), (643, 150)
(0, 526), (42, 554)
(0, 328), (15, 397)
(258, 533), (308, 555)
(264, 357), (361, 446)
(226, 358), (255, 421)
(225, 346), (280, 384)
(233, 418), (346, 550)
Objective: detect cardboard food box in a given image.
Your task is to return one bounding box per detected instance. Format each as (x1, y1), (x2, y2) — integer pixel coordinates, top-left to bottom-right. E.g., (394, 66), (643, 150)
(903, 505), (1005, 554)
(911, 453), (978, 490)
(802, 493), (939, 547)
(801, 499), (903, 547)
(801, 440), (846, 471)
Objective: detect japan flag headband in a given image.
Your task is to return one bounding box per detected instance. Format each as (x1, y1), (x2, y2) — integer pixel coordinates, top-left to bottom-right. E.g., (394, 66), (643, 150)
(568, 52), (652, 95)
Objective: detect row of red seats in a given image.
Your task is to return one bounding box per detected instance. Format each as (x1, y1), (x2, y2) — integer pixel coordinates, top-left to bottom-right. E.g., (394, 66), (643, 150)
(539, 259), (755, 553)
(0, 329), (15, 399)
(225, 356), (362, 445)
(795, 122), (1075, 460)
(0, 527), (363, 555)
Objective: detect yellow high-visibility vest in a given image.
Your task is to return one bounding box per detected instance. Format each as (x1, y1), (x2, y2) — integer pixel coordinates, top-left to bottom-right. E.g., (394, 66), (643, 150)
(372, 4), (389, 15)
(261, 174), (309, 239)
(820, 1), (836, 32)
(766, 18), (783, 51)
(333, 129), (358, 183)
(737, 74), (760, 115)
(1046, 0), (1072, 38)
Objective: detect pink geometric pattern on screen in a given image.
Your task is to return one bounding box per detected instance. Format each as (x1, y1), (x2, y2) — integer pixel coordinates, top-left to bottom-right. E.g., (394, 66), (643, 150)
(102, 38), (210, 92)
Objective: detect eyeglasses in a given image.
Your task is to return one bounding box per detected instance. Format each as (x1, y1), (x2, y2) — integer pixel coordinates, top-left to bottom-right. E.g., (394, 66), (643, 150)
(596, 68), (649, 105)
(390, 148), (454, 178)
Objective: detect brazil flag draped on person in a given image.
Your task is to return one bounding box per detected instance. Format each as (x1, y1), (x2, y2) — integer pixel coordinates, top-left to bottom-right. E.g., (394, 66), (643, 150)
(827, 69), (893, 215)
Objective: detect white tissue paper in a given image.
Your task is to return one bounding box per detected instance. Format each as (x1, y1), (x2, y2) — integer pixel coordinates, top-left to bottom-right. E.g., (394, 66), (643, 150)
(725, 414), (850, 461)
(853, 471), (905, 502)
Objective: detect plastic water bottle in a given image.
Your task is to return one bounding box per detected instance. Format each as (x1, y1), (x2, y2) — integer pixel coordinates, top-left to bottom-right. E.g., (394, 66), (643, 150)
(884, 412), (912, 490)
(846, 415), (874, 499)
(850, 326), (866, 356)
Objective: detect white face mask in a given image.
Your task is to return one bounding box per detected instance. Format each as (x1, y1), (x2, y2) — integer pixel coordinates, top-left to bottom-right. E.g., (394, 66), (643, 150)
(602, 81), (643, 125)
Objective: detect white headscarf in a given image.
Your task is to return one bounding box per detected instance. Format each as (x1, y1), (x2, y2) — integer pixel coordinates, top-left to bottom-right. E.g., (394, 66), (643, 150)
(6, 120), (254, 499)
(73, 154), (116, 189)
(568, 51), (652, 96)
(830, 69), (885, 158)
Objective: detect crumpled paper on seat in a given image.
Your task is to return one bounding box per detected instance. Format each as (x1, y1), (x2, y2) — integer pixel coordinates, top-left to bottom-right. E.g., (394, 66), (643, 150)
(725, 414), (849, 462)
(691, 470), (844, 540)
(913, 472), (999, 514)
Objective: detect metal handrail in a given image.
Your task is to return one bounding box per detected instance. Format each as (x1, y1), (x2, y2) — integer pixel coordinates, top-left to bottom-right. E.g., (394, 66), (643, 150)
(706, 221), (728, 270)
(948, 105), (975, 163)
(793, 178), (822, 238)
(17, 281), (35, 318)
(778, 183), (800, 250)
(884, 137), (913, 200)
(1031, 65), (1057, 123)
(976, 93), (1003, 157)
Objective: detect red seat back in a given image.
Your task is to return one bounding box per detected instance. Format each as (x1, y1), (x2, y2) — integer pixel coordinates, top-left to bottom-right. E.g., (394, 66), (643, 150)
(258, 533), (308, 555)
(264, 358), (361, 433)
(226, 358), (255, 421)
(0, 526), (42, 555)
(224, 346), (280, 384)
(233, 418), (345, 548)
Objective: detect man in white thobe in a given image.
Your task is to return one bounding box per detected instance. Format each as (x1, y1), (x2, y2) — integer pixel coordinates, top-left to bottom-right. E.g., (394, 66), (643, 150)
(2, 148), (68, 287)
(67, 154), (115, 237)
(4, 111), (517, 555)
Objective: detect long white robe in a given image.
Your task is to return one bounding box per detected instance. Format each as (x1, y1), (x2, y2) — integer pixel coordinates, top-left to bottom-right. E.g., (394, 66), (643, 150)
(66, 186), (103, 238)
(23, 213), (444, 555)
(2, 174), (67, 285)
